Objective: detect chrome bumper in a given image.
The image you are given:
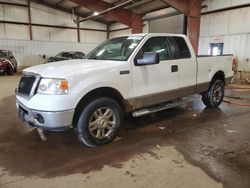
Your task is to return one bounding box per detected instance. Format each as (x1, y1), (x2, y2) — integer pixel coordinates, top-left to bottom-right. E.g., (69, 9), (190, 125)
(16, 100), (74, 131)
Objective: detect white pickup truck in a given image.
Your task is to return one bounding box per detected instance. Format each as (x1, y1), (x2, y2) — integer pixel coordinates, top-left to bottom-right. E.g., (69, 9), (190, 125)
(16, 33), (233, 147)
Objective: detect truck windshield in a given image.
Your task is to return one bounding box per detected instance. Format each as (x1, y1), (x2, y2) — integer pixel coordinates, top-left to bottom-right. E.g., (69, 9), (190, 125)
(85, 36), (143, 61)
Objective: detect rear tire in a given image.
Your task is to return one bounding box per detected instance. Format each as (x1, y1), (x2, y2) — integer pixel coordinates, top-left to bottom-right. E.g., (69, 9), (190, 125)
(202, 80), (225, 108)
(77, 97), (123, 147)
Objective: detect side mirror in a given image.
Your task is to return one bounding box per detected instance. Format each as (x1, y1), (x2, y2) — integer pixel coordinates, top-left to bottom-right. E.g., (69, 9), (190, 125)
(135, 52), (160, 66)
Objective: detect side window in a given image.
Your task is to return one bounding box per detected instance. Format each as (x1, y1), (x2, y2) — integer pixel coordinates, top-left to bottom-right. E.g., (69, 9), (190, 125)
(141, 37), (171, 61)
(172, 37), (191, 59)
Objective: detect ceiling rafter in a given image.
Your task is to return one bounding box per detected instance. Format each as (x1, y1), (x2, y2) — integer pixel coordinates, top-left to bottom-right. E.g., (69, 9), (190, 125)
(31, 0), (110, 24)
(70, 0), (143, 33)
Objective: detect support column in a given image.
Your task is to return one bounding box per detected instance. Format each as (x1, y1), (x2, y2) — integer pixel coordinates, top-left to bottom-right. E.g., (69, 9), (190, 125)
(160, 0), (202, 54)
(107, 24), (110, 39)
(28, 0), (33, 40)
(131, 15), (143, 34)
(187, 0), (201, 54)
(77, 16), (80, 42)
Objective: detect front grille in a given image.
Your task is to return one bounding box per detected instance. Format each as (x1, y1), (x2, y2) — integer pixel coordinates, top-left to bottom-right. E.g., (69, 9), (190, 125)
(18, 74), (37, 96)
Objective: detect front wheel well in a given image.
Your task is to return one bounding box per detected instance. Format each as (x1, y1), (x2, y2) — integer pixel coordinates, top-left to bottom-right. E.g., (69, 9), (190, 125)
(211, 71), (225, 84)
(72, 87), (125, 127)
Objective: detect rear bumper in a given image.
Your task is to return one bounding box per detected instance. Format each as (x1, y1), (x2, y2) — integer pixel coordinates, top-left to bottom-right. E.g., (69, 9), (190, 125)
(16, 100), (74, 131)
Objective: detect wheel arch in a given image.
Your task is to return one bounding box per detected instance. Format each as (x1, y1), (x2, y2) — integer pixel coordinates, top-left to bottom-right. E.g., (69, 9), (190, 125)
(211, 70), (225, 84)
(72, 87), (126, 127)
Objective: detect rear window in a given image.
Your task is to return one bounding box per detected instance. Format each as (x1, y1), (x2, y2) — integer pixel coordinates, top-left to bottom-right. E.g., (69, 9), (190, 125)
(173, 37), (191, 59)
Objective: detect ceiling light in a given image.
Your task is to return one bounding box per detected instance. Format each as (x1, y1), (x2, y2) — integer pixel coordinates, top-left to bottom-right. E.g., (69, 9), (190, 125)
(93, 12), (99, 16)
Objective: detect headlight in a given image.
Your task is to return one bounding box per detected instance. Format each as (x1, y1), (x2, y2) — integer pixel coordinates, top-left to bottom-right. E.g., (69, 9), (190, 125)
(37, 78), (69, 95)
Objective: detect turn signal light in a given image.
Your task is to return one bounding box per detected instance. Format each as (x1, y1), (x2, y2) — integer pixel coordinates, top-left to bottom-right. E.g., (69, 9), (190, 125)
(60, 80), (69, 91)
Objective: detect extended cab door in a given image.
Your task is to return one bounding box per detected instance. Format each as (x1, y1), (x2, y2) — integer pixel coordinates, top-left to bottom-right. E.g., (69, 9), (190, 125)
(169, 36), (197, 94)
(130, 36), (180, 109)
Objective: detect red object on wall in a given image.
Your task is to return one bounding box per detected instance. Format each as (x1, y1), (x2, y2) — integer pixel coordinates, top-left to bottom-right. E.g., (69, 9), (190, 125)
(232, 57), (238, 72)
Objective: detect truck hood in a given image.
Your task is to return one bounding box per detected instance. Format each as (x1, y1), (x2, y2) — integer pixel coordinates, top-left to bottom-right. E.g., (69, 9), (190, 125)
(23, 59), (122, 78)
(47, 56), (70, 62)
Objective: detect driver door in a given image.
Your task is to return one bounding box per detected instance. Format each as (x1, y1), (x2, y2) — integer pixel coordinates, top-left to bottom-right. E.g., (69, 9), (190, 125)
(130, 36), (180, 109)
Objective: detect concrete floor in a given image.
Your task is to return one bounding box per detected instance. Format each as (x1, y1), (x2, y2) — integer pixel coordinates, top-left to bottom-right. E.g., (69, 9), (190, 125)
(0, 75), (250, 188)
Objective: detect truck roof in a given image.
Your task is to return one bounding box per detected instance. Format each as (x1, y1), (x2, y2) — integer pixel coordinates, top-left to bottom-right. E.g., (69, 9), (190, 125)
(118, 33), (187, 38)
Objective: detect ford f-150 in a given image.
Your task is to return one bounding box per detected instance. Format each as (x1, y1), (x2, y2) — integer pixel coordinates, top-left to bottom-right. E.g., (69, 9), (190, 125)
(16, 33), (233, 147)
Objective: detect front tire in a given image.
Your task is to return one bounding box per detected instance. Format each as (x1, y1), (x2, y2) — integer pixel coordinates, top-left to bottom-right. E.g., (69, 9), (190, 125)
(6, 65), (14, 75)
(202, 80), (225, 108)
(77, 98), (123, 147)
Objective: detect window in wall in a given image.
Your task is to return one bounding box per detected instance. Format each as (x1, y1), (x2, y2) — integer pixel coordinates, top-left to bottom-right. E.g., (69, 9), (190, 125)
(210, 43), (223, 56)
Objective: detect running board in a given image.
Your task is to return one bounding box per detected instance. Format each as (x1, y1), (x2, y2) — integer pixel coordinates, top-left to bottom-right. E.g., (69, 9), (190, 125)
(132, 96), (194, 117)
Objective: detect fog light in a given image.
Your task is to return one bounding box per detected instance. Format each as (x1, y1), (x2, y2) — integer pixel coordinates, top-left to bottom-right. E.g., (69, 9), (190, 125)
(36, 114), (45, 124)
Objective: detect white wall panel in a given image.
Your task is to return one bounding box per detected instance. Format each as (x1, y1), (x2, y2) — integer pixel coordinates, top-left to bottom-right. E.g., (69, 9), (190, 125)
(0, 24), (5, 38)
(0, 39), (100, 69)
(200, 15), (210, 37)
(49, 28), (77, 42)
(31, 2), (75, 27)
(232, 0), (250, 6)
(199, 34), (250, 71)
(80, 20), (106, 30)
(208, 12), (230, 36)
(32, 26), (50, 41)
(228, 7), (250, 34)
(110, 23), (128, 30)
(5, 24), (29, 40)
(149, 14), (184, 34)
(0, 5), (3, 18)
(48, 8), (75, 27)
(143, 21), (149, 33)
(1, 5), (28, 22)
(199, 0), (250, 71)
(31, 3), (50, 25)
(0, 0), (108, 70)
(209, 0), (232, 11)
(109, 29), (132, 38)
(202, 0), (250, 12)
(80, 30), (106, 43)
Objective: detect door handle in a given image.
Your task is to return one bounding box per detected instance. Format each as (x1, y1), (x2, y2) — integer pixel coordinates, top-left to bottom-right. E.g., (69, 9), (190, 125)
(171, 65), (178, 72)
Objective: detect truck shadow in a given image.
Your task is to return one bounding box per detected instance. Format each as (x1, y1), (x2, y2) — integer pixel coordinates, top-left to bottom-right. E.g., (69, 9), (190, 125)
(0, 95), (231, 178)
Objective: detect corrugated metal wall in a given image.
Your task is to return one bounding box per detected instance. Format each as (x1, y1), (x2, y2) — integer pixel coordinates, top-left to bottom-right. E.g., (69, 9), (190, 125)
(109, 22), (148, 38)
(199, 0), (250, 71)
(0, 39), (98, 68)
(0, 1), (107, 69)
(148, 14), (184, 34)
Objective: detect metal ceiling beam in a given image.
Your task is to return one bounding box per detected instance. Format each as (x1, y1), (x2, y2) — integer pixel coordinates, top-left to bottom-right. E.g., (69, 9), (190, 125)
(161, 0), (201, 54)
(31, 0), (110, 24)
(56, 0), (67, 7)
(70, 0), (143, 33)
(0, 1), (28, 7)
